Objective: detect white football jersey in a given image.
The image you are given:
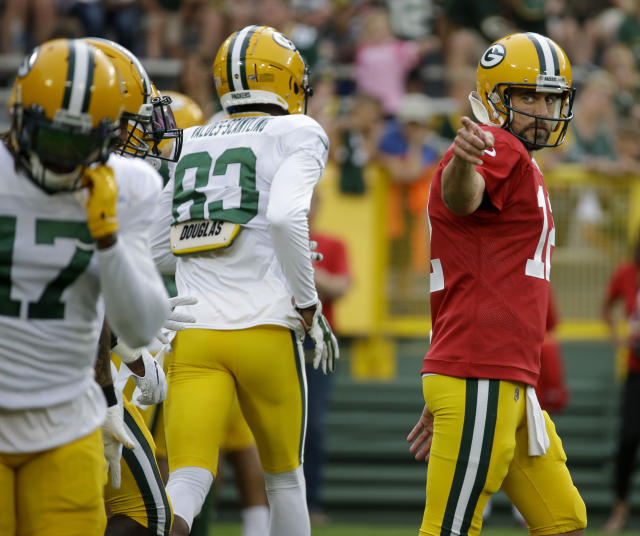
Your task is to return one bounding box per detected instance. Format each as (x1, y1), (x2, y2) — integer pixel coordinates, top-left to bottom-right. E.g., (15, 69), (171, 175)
(0, 147), (162, 413)
(150, 113), (329, 330)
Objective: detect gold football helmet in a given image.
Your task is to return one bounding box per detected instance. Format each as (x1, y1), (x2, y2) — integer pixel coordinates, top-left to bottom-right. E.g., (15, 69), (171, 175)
(213, 25), (312, 115)
(156, 91), (204, 158)
(7, 38), (123, 192)
(83, 37), (182, 161)
(162, 91), (205, 128)
(471, 32), (575, 147)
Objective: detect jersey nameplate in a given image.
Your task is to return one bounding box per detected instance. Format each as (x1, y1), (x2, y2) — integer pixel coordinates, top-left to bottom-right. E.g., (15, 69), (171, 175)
(170, 219), (241, 255)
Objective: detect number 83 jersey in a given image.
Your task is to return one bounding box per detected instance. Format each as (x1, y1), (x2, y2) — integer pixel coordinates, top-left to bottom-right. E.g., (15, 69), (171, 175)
(150, 113), (329, 330)
(424, 126), (553, 387)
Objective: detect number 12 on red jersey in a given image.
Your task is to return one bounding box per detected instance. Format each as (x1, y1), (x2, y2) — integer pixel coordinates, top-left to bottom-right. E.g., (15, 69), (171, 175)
(429, 184), (555, 293)
(525, 184), (554, 281)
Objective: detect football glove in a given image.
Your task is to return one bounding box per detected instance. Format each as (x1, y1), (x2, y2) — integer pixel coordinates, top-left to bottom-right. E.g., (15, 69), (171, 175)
(156, 295), (198, 344)
(101, 398), (135, 489)
(81, 166), (119, 239)
(297, 302), (339, 374)
(131, 347), (167, 405)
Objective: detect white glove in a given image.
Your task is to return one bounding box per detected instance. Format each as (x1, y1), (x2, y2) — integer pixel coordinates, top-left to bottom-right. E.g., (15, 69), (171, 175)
(156, 295), (198, 344)
(297, 301), (339, 374)
(101, 399), (135, 489)
(130, 347), (167, 405)
(309, 240), (323, 262)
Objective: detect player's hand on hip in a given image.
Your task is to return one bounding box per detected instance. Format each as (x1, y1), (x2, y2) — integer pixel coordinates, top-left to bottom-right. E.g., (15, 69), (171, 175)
(297, 302), (339, 374)
(452, 116), (495, 166)
(407, 404), (434, 462)
(101, 397), (135, 489)
(82, 165), (119, 239)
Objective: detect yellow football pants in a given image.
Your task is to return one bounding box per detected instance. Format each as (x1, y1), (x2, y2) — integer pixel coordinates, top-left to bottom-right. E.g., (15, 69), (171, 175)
(420, 374), (587, 536)
(165, 326), (306, 475)
(0, 428), (106, 536)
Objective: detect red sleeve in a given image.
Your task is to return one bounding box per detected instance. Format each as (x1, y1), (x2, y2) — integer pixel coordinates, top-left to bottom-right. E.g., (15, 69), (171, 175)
(605, 265), (626, 304)
(475, 127), (525, 212)
(537, 335), (570, 413)
(311, 234), (350, 277)
(324, 239), (350, 277)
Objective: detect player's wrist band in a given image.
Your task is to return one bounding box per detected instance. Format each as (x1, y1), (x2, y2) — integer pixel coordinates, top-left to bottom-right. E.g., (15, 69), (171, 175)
(102, 384), (118, 407)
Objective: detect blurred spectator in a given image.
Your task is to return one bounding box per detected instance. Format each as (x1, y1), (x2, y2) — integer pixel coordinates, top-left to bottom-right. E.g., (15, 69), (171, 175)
(616, 0), (640, 68)
(306, 69), (340, 137)
(379, 93), (447, 273)
(561, 70), (627, 176)
(601, 42), (640, 120)
(66, 0), (146, 56)
(616, 119), (640, 168)
(303, 190), (351, 527)
(602, 231), (640, 533)
(386, 0), (441, 41)
(1, 0), (56, 53)
(353, 7), (438, 117)
(330, 93), (385, 195)
(175, 52), (217, 120)
(442, 0), (510, 43)
(257, 0), (322, 69)
(537, 286), (570, 413)
(546, 0), (615, 71)
(435, 66), (476, 141)
(386, 0), (444, 95)
(145, 0), (225, 60)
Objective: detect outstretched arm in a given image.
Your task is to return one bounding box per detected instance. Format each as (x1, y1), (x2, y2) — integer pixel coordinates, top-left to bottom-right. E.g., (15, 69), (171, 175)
(441, 116), (492, 215)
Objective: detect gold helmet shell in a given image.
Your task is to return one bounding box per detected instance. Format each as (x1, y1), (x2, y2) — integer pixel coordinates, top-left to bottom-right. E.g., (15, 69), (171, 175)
(8, 38), (123, 192)
(83, 37), (182, 161)
(161, 91), (204, 128)
(156, 91), (203, 158)
(213, 25), (312, 115)
(471, 32), (575, 147)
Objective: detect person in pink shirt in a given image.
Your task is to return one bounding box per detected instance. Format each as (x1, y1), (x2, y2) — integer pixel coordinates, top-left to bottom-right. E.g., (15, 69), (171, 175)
(354, 8), (437, 117)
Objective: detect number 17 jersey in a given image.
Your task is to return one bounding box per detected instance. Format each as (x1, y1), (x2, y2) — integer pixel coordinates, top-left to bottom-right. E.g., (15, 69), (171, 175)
(423, 127), (552, 387)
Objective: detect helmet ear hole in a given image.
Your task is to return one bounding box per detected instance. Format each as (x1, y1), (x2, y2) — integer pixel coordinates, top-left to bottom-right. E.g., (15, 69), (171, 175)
(293, 82), (299, 94)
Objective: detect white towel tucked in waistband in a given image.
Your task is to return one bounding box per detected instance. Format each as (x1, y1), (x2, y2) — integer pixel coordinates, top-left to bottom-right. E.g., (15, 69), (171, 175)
(526, 385), (550, 456)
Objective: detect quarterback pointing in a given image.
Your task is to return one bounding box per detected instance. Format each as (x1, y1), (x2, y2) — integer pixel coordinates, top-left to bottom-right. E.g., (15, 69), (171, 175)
(0, 39), (169, 534)
(408, 33), (587, 536)
(150, 25), (338, 536)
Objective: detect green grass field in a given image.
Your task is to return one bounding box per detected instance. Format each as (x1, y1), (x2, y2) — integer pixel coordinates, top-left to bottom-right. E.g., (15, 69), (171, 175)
(206, 524), (635, 536)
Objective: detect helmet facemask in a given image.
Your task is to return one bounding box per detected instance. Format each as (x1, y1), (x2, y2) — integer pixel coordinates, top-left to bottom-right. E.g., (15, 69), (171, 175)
(144, 95), (183, 162)
(12, 103), (119, 193)
(489, 80), (575, 150)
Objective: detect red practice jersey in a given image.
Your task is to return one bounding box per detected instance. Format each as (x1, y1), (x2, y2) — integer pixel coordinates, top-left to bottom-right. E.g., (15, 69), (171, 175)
(605, 261), (640, 372)
(423, 126), (552, 386)
(310, 231), (350, 329)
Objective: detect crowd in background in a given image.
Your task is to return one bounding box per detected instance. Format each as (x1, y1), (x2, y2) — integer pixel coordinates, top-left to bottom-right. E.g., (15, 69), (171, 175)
(3, 0), (640, 173)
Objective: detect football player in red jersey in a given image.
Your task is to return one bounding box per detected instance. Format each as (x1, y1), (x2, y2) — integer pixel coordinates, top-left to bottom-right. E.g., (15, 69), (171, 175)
(601, 232), (640, 533)
(407, 33), (587, 536)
